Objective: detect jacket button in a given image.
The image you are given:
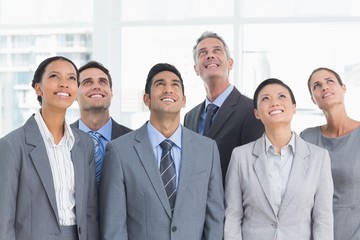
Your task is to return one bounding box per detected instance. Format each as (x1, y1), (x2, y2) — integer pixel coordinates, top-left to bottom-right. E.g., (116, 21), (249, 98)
(172, 226), (177, 232)
(271, 222), (278, 228)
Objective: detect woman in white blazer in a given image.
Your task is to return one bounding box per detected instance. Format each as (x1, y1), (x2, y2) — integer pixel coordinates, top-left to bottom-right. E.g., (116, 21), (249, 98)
(0, 56), (99, 240)
(224, 78), (334, 240)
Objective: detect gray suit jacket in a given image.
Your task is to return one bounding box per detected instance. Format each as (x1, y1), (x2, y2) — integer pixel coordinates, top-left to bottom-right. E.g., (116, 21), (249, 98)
(99, 123), (224, 240)
(0, 115), (99, 240)
(184, 87), (264, 182)
(71, 117), (132, 140)
(224, 133), (334, 240)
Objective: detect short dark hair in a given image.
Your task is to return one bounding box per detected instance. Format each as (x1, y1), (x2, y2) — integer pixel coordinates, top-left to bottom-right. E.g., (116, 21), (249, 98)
(145, 63), (184, 95)
(79, 60), (113, 89)
(253, 78), (296, 109)
(307, 67), (343, 96)
(32, 56), (79, 106)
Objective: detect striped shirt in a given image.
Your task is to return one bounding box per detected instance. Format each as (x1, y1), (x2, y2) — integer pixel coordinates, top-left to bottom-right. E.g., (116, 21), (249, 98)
(34, 110), (76, 226)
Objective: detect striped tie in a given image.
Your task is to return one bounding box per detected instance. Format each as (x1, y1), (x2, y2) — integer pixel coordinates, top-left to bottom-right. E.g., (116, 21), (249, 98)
(89, 131), (104, 186)
(160, 139), (177, 213)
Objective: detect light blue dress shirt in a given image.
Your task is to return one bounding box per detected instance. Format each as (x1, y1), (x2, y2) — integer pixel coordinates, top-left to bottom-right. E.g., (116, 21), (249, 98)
(78, 118), (112, 151)
(147, 121), (182, 188)
(198, 84), (234, 134)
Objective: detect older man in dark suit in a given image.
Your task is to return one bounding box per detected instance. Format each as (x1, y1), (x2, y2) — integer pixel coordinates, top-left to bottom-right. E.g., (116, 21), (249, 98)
(184, 31), (264, 182)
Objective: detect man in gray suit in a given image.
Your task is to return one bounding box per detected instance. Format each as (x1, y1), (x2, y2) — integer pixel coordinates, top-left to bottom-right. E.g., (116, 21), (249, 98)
(184, 31), (264, 182)
(99, 63), (224, 240)
(72, 60), (131, 185)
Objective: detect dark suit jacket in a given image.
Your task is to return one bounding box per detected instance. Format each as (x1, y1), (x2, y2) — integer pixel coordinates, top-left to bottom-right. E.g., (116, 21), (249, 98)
(71, 117), (132, 140)
(184, 87), (264, 181)
(0, 115), (99, 240)
(99, 124), (224, 240)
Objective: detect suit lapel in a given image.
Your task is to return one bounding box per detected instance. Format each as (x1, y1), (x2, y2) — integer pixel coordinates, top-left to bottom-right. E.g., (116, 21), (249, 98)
(278, 135), (310, 218)
(207, 88), (239, 138)
(134, 124), (173, 218)
(191, 102), (205, 133)
(252, 136), (278, 216)
(25, 116), (59, 222)
(71, 131), (85, 221)
(173, 128), (195, 215)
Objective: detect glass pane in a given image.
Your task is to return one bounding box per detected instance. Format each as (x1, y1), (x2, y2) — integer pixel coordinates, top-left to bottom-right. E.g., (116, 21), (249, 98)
(120, 25), (233, 128)
(241, 23), (360, 131)
(121, 0), (233, 21)
(243, 0), (360, 17)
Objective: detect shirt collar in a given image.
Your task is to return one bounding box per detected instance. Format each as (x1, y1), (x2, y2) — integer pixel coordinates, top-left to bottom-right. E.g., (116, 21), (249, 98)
(78, 118), (112, 141)
(205, 84), (234, 109)
(146, 121), (182, 149)
(264, 132), (296, 154)
(34, 109), (75, 147)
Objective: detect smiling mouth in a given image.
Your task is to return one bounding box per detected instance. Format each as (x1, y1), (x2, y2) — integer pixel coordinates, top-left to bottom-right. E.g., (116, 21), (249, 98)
(269, 109), (283, 115)
(89, 94), (104, 98)
(56, 92), (70, 97)
(205, 63), (219, 68)
(161, 97), (175, 102)
(322, 93), (333, 98)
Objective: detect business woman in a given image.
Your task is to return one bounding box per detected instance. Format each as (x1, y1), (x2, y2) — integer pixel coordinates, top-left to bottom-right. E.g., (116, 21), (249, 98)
(0, 56), (99, 240)
(224, 78), (334, 240)
(301, 67), (360, 240)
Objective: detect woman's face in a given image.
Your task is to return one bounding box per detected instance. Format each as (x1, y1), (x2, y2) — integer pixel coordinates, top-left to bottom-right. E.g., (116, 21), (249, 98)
(254, 83), (296, 128)
(34, 59), (78, 111)
(308, 69), (346, 111)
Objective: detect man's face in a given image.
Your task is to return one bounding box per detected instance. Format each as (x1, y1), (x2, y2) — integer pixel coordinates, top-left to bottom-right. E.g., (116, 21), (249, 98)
(77, 67), (113, 112)
(143, 71), (186, 116)
(194, 37), (233, 82)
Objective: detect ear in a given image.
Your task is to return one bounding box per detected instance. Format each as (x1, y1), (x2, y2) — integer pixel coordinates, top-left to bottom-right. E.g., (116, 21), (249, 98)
(194, 64), (199, 76)
(143, 93), (150, 107)
(228, 57), (234, 71)
(34, 83), (42, 96)
(292, 104), (296, 114)
(254, 109), (261, 120)
(342, 83), (347, 92)
(181, 95), (186, 108)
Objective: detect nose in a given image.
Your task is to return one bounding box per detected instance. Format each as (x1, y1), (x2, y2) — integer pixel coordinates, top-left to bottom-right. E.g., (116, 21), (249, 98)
(164, 84), (173, 93)
(206, 54), (215, 59)
(58, 76), (69, 88)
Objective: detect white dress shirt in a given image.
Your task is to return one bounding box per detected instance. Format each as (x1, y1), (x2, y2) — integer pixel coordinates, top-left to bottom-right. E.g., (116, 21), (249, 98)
(34, 110), (76, 226)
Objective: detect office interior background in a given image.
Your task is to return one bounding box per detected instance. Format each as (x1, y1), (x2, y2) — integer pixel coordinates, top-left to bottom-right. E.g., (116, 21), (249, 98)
(1, 0), (360, 137)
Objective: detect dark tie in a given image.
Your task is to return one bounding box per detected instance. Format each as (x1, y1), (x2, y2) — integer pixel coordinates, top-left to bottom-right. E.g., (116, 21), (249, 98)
(203, 103), (219, 136)
(160, 139), (177, 212)
(89, 131), (104, 186)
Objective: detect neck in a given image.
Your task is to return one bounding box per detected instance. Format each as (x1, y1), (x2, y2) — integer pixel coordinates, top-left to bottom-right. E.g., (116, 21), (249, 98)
(265, 125), (292, 154)
(80, 110), (110, 131)
(149, 114), (180, 138)
(204, 78), (230, 102)
(321, 107), (360, 137)
(41, 107), (66, 144)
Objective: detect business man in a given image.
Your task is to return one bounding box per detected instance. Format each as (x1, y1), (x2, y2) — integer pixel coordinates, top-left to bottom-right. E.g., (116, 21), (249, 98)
(184, 31), (264, 182)
(99, 63), (224, 240)
(72, 60), (131, 185)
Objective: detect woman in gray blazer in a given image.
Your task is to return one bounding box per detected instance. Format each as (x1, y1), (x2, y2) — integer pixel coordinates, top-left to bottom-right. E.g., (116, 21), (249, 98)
(224, 78), (334, 240)
(301, 67), (360, 240)
(0, 56), (99, 240)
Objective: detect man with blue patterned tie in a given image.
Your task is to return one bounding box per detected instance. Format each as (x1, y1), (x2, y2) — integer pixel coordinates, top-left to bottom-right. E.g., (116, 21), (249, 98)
(72, 61), (131, 185)
(99, 63), (224, 240)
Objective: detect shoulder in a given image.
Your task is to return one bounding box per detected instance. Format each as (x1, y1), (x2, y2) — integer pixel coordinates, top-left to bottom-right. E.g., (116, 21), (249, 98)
(299, 126), (321, 140)
(111, 118), (132, 133)
(186, 101), (204, 115)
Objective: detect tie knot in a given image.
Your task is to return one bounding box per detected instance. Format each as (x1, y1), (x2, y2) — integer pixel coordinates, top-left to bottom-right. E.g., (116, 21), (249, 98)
(207, 103), (218, 113)
(160, 139), (174, 152)
(90, 131), (101, 138)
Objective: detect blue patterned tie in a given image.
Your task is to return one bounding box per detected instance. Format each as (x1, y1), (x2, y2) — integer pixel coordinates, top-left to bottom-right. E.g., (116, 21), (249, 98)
(89, 131), (104, 186)
(160, 139), (177, 213)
